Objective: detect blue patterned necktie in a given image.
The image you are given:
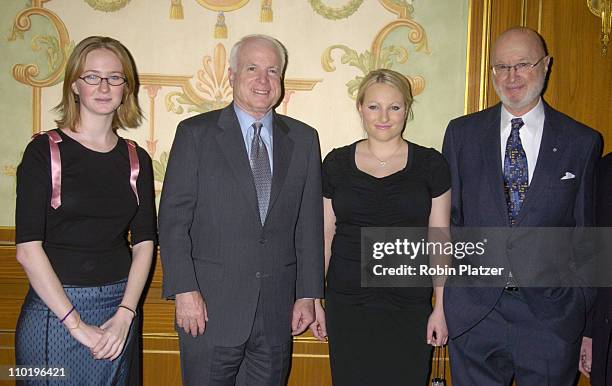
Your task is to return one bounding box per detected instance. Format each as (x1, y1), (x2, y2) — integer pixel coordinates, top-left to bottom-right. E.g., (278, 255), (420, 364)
(250, 122), (271, 225)
(503, 118), (528, 225)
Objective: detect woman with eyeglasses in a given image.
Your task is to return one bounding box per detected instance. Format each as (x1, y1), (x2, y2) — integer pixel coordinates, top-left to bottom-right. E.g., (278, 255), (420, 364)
(14, 36), (156, 385)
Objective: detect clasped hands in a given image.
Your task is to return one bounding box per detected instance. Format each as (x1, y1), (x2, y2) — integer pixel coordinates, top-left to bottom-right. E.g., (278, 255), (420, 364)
(68, 307), (135, 361)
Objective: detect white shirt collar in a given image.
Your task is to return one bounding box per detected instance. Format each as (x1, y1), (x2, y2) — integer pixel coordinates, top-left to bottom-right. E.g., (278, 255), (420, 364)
(500, 98), (545, 141)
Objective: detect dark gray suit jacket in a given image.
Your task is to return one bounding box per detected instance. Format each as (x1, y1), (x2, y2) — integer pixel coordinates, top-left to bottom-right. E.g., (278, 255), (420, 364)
(442, 102), (601, 342)
(159, 104), (324, 346)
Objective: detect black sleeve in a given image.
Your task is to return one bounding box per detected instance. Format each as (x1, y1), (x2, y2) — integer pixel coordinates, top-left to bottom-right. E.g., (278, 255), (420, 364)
(15, 135), (51, 244)
(596, 153), (612, 227)
(129, 145), (158, 245)
(322, 149), (339, 199)
(427, 148), (451, 198)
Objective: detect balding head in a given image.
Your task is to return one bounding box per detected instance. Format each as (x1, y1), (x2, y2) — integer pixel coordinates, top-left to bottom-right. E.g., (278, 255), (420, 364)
(490, 27), (550, 116)
(492, 27), (547, 62)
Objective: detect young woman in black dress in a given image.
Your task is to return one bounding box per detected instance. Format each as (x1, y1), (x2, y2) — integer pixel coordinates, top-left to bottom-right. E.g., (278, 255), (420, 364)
(311, 69), (450, 386)
(15, 36), (156, 385)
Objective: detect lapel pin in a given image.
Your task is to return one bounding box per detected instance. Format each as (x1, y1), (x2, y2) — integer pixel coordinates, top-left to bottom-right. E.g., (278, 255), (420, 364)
(552, 147), (558, 152)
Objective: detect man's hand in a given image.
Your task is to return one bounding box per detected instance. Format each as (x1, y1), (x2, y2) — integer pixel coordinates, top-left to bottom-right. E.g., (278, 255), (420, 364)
(579, 336), (592, 378)
(175, 291), (208, 337)
(309, 299), (327, 341)
(291, 298), (314, 336)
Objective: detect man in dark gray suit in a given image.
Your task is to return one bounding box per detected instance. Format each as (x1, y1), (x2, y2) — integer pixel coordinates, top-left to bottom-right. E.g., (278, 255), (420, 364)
(159, 34), (324, 386)
(442, 27), (601, 385)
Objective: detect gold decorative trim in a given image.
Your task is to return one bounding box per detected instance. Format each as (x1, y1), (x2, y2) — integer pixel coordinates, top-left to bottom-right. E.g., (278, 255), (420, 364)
(141, 350), (330, 359)
(479, 0), (492, 110)
(260, 0), (273, 22)
(321, 3), (429, 100)
(284, 79), (322, 91)
(139, 74), (206, 110)
(538, 0), (543, 33)
(309, 0), (364, 20)
(464, 0), (473, 114)
(292, 354), (329, 358)
(11, 7), (70, 88)
(588, 0), (611, 55)
(170, 0), (184, 19)
(196, 0), (249, 12)
(84, 0), (131, 12)
(9, 5), (71, 134)
(144, 86), (161, 157)
(371, 19), (431, 57)
(143, 349), (180, 354)
(144, 334), (178, 339)
(214, 12), (228, 39)
(379, 0), (413, 19)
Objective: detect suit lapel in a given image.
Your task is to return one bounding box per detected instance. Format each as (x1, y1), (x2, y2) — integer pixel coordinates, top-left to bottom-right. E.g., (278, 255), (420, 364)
(480, 105), (511, 225)
(515, 103), (563, 225)
(267, 113), (294, 220)
(215, 105), (260, 220)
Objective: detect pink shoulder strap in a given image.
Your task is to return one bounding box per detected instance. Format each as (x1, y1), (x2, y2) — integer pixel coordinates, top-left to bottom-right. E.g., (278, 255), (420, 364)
(38, 132), (141, 209)
(125, 139), (140, 205)
(43, 131), (63, 209)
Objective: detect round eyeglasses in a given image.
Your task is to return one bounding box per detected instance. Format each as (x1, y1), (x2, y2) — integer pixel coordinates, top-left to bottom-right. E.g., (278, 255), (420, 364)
(491, 56), (548, 77)
(79, 74), (127, 86)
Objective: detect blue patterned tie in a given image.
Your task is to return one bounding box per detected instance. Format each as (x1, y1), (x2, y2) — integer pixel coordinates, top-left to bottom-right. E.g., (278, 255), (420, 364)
(503, 118), (528, 225)
(250, 122), (271, 225)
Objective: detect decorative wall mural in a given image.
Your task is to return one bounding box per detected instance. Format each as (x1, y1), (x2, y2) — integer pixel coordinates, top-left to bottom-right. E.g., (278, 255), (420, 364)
(8, 4), (72, 134)
(321, 0), (428, 98)
(309, 0), (364, 20)
(169, 0), (272, 35)
(165, 43), (232, 115)
(83, 0), (131, 12)
(0, 0), (468, 226)
(194, 0), (259, 38)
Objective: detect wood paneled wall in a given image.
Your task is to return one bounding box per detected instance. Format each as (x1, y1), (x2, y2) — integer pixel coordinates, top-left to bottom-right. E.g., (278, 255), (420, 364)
(0, 1), (608, 384)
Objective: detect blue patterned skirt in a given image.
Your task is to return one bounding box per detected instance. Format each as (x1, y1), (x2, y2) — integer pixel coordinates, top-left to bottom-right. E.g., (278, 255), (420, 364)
(15, 280), (138, 386)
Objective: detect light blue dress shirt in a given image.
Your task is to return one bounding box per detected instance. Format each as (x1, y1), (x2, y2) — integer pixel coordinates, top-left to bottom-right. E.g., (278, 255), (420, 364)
(233, 104), (274, 174)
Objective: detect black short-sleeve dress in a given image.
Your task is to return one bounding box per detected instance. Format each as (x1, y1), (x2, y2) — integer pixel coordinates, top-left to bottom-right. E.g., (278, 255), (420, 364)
(323, 140), (450, 386)
(14, 129), (157, 385)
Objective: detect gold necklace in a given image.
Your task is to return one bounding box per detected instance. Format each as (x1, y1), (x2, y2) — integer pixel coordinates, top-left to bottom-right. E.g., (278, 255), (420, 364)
(366, 140), (403, 167)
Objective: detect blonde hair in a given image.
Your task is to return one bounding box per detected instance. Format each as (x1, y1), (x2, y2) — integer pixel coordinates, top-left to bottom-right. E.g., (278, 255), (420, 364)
(54, 36), (143, 131)
(356, 69), (414, 121)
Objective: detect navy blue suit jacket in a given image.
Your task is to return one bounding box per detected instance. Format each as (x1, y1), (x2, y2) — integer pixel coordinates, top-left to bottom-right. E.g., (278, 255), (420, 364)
(442, 102), (601, 342)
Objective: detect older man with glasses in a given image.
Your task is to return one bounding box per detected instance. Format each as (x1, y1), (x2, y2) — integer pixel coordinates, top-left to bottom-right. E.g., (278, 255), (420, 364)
(441, 27), (601, 385)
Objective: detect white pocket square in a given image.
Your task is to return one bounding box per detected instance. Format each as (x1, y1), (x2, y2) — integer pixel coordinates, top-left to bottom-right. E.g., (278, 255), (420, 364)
(560, 172), (575, 180)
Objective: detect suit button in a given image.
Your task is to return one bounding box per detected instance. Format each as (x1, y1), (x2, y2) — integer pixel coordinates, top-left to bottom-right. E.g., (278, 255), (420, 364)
(259, 238), (266, 244)
(256, 272), (261, 279)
